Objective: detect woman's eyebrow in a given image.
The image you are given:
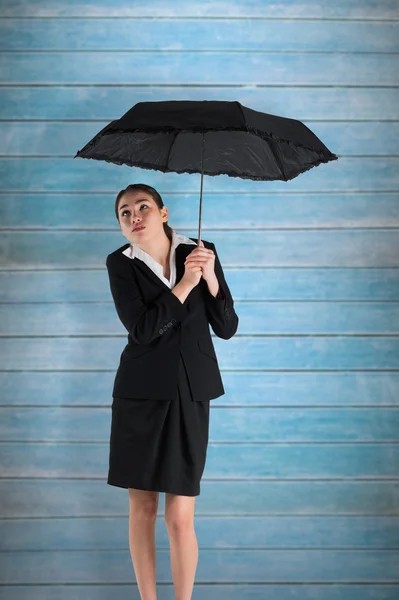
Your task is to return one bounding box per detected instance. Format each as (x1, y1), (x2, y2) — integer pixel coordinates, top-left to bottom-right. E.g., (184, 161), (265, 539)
(119, 198), (149, 211)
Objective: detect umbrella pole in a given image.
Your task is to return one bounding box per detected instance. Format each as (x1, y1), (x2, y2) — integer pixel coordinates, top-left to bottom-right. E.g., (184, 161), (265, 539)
(197, 133), (205, 245)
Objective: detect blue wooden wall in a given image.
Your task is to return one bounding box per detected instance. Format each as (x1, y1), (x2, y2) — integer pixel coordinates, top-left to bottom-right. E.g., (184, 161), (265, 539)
(1, 1), (399, 598)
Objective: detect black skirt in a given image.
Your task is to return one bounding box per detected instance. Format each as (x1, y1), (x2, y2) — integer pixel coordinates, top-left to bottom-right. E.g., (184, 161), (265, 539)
(107, 351), (210, 496)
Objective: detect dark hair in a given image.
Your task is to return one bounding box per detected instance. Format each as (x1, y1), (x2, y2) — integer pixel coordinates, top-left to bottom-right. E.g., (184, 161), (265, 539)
(114, 183), (173, 242)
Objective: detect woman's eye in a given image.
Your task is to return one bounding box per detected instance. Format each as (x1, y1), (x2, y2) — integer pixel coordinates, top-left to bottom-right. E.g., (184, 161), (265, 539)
(121, 204), (148, 216)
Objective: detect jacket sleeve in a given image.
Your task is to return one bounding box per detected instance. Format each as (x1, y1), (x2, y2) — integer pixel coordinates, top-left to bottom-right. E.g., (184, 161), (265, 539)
(203, 242), (239, 340)
(106, 253), (189, 345)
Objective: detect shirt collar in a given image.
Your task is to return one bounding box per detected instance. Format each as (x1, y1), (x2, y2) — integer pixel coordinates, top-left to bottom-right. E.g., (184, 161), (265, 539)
(122, 227), (197, 260)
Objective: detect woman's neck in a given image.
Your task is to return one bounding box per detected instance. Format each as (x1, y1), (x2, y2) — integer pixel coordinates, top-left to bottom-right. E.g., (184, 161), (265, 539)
(136, 230), (172, 270)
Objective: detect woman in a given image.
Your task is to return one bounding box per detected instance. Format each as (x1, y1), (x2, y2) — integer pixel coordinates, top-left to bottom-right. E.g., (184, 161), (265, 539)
(106, 183), (239, 599)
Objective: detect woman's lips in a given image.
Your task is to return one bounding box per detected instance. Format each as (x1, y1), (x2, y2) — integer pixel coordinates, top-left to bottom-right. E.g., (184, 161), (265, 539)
(132, 226), (145, 232)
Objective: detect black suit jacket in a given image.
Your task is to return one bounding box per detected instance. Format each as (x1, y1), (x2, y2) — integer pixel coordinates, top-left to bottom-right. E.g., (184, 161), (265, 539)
(106, 237), (239, 402)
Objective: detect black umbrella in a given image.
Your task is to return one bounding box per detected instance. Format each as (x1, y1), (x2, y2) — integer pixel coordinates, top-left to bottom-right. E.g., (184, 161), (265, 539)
(75, 100), (338, 243)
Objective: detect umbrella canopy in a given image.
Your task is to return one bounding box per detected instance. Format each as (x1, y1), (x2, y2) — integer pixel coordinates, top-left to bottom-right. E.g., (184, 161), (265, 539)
(75, 100), (338, 241)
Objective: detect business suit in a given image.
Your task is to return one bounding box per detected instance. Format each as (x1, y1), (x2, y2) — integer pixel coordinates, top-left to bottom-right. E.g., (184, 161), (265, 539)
(106, 236), (239, 402)
(106, 233), (239, 495)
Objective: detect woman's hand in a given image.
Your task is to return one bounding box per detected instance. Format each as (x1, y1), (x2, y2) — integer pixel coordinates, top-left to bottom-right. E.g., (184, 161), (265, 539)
(184, 240), (216, 282)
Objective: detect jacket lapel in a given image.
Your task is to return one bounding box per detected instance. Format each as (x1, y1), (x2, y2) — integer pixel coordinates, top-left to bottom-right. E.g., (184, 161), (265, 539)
(126, 242), (196, 292)
(175, 243), (191, 286)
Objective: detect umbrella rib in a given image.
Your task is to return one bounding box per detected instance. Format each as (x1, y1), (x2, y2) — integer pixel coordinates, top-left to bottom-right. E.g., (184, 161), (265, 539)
(165, 131), (178, 173)
(267, 137), (287, 182)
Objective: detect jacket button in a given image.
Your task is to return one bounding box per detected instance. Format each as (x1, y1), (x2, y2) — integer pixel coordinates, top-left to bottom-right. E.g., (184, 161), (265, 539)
(159, 328), (163, 334)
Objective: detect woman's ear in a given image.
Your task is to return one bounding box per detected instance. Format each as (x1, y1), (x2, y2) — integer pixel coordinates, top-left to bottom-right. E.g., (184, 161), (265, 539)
(161, 205), (168, 222)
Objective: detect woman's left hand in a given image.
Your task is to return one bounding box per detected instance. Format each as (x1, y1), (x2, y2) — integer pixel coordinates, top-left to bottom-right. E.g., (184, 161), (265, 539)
(184, 240), (216, 282)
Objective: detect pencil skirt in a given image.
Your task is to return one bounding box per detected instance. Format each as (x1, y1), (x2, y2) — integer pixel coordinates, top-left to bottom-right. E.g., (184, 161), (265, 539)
(107, 352), (210, 496)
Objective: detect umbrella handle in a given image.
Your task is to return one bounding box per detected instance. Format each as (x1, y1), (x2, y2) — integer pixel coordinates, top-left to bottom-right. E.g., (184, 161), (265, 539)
(197, 133), (205, 246)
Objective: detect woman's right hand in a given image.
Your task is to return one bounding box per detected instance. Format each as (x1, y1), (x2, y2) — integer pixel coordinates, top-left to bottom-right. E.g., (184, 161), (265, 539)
(181, 256), (203, 287)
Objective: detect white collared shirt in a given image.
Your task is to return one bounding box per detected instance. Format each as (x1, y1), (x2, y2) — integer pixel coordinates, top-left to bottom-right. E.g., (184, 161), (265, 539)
(122, 228), (197, 288)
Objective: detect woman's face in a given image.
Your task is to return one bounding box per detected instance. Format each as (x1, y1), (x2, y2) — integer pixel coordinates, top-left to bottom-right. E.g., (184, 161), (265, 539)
(117, 191), (168, 244)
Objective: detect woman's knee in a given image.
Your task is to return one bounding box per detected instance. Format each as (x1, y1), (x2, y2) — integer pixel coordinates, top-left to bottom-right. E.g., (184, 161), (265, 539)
(164, 494), (196, 534)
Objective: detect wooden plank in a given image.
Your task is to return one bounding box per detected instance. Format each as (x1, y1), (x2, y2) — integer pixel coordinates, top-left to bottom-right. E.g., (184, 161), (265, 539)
(0, 52), (397, 85)
(1, 371), (398, 407)
(1, 19), (397, 52)
(1, 265), (399, 301)
(0, 0), (398, 19)
(2, 191), (399, 229)
(1, 88), (397, 121)
(1, 406), (398, 442)
(1, 584), (399, 600)
(2, 301), (399, 336)
(2, 192), (399, 228)
(1, 515), (398, 550)
(2, 336), (399, 370)
(1, 441), (399, 478)
(1, 122), (398, 156)
(2, 479), (398, 516)
(0, 548), (399, 584)
(2, 230), (399, 268)
(0, 158), (396, 192)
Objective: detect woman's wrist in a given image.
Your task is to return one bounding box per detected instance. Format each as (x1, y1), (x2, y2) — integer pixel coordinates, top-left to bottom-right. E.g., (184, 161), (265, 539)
(204, 274), (220, 298)
(171, 279), (195, 303)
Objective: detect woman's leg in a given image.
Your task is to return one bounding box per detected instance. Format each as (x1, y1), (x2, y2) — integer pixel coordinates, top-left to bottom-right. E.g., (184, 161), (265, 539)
(128, 488), (159, 600)
(164, 493), (198, 600)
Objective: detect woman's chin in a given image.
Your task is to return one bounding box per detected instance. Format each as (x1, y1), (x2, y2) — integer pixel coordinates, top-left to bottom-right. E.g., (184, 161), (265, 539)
(129, 227), (147, 240)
